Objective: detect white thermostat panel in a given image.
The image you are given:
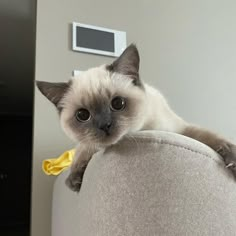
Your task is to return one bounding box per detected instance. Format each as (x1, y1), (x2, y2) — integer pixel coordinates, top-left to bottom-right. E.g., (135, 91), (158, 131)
(72, 22), (126, 57)
(72, 70), (81, 76)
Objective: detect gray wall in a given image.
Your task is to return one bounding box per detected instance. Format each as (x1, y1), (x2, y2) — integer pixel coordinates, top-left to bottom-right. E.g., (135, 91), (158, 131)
(32, 0), (236, 235)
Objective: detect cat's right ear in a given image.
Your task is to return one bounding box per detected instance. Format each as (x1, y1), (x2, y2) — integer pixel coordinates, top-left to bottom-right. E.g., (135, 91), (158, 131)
(36, 81), (70, 107)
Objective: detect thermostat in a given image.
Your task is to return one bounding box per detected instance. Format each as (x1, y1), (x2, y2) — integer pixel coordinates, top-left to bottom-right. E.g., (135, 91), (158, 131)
(72, 22), (126, 57)
(72, 70), (81, 76)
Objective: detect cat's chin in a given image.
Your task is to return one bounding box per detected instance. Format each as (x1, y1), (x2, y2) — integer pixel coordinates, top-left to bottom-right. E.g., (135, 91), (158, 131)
(95, 132), (126, 147)
(76, 135), (120, 148)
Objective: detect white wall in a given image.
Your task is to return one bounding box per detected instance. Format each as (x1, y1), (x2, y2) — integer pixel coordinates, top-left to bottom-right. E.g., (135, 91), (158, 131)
(141, 0), (236, 140)
(32, 0), (236, 235)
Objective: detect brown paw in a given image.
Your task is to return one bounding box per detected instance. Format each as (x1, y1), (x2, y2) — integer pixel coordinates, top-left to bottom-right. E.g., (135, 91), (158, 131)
(223, 145), (236, 179)
(65, 162), (88, 192)
(65, 172), (83, 192)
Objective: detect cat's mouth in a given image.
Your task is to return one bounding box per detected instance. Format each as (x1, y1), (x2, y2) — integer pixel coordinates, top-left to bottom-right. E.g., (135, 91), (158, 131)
(95, 129), (125, 146)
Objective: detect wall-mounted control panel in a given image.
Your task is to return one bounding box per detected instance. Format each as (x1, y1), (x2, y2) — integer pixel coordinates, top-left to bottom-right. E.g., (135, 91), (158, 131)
(72, 22), (126, 57)
(72, 70), (81, 76)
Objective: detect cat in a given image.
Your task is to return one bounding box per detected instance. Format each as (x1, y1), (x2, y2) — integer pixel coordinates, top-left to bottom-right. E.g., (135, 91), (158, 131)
(37, 44), (236, 192)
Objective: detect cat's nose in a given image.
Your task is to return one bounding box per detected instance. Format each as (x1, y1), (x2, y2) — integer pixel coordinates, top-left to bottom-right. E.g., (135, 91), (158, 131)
(99, 122), (112, 135)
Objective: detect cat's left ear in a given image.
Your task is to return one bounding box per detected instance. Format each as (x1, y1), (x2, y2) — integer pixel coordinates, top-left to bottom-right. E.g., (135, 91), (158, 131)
(107, 44), (142, 86)
(36, 81), (70, 108)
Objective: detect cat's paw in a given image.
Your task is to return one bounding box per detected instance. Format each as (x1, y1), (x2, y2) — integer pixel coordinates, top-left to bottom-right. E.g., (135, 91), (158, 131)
(65, 171), (83, 192)
(225, 160), (236, 179)
(65, 162), (88, 192)
(223, 145), (236, 179)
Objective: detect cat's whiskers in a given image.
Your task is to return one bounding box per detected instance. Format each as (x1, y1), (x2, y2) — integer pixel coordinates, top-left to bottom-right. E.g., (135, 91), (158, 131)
(126, 134), (141, 151)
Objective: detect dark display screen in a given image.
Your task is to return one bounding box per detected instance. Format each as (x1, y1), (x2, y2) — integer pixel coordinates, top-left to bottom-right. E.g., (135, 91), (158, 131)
(76, 26), (115, 52)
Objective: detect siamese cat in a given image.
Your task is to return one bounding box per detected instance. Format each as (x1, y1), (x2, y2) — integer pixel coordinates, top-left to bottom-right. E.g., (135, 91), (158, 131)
(37, 44), (236, 192)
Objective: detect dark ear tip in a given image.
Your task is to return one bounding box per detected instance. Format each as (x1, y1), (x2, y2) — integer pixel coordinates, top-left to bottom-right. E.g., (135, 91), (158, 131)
(35, 81), (50, 93)
(35, 81), (46, 92)
(127, 43), (138, 52)
(126, 43), (140, 62)
(35, 80), (42, 87)
(129, 43), (138, 49)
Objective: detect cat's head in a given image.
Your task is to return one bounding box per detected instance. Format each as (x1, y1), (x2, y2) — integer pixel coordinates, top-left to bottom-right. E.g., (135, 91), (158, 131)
(37, 44), (147, 147)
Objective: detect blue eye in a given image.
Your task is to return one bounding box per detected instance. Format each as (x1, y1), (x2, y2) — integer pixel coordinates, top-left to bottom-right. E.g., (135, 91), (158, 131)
(76, 109), (91, 122)
(110, 97), (126, 111)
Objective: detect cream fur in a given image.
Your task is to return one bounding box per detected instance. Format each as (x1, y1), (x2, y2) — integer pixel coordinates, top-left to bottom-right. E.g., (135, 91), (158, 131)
(142, 84), (187, 133)
(60, 66), (147, 144)
(59, 65), (187, 144)
(37, 44), (236, 193)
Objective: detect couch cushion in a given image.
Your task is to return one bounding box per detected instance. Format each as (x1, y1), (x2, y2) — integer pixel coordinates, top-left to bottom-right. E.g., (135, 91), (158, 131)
(52, 131), (236, 236)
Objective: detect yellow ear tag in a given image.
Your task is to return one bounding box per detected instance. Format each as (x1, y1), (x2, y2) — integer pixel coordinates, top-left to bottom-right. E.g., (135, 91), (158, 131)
(42, 149), (75, 176)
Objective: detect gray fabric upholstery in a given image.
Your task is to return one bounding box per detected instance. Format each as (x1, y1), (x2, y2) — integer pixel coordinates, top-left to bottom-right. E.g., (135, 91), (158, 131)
(52, 131), (236, 236)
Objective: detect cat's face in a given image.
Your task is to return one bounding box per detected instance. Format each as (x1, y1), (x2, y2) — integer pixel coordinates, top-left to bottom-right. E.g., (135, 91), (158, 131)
(37, 44), (146, 147)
